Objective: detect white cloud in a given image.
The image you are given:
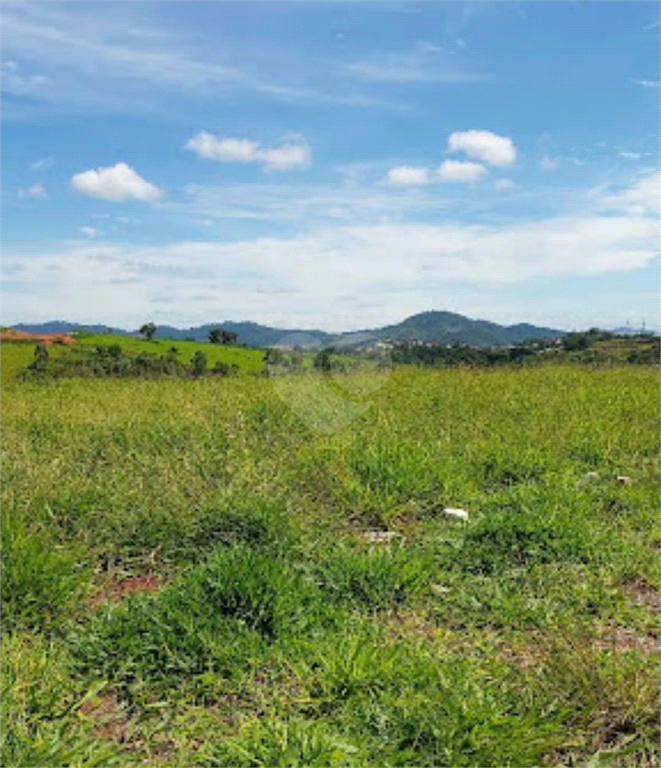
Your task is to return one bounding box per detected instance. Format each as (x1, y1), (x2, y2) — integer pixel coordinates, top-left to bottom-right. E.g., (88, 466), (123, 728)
(541, 156), (558, 172)
(437, 160), (486, 182)
(620, 151), (641, 160)
(79, 226), (98, 238)
(448, 130), (516, 166)
(598, 170), (660, 217)
(185, 131), (310, 171)
(18, 183), (48, 199)
(71, 163), (162, 202)
(185, 133), (261, 162)
(31, 157), (53, 170)
(494, 178), (515, 190)
(635, 80), (661, 88)
(386, 166), (430, 185)
(261, 143), (311, 172)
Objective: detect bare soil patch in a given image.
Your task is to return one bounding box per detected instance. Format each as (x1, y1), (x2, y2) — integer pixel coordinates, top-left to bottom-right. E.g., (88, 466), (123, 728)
(623, 577), (660, 613)
(593, 623), (661, 654)
(90, 574), (161, 610)
(79, 692), (127, 742)
(0, 329), (76, 345)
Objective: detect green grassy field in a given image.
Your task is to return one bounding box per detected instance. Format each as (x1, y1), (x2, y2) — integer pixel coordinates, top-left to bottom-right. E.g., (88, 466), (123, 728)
(1, 359), (659, 766)
(73, 332), (266, 373)
(0, 333), (265, 384)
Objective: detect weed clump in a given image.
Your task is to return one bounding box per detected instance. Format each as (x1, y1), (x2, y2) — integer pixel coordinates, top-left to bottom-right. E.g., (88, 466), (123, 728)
(1, 513), (88, 634)
(311, 542), (433, 611)
(457, 508), (589, 574)
(70, 545), (326, 688)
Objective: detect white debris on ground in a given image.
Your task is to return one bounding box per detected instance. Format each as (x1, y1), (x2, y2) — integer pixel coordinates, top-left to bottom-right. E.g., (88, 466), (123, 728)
(443, 507), (469, 521)
(576, 472), (632, 488)
(576, 471), (599, 488)
(363, 530), (401, 543)
(430, 584), (451, 596)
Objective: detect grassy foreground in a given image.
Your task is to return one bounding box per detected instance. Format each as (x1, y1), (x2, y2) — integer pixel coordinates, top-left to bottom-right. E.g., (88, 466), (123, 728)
(1, 363), (659, 766)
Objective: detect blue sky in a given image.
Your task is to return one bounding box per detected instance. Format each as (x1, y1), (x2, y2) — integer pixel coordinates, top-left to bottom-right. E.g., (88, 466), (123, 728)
(2, 1), (659, 331)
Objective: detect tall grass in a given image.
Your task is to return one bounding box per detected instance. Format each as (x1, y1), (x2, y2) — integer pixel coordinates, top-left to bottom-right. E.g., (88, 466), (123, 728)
(1, 363), (659, 766)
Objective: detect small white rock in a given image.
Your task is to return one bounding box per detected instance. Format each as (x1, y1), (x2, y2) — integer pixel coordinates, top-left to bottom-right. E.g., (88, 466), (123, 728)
(443, 507), (469, 521)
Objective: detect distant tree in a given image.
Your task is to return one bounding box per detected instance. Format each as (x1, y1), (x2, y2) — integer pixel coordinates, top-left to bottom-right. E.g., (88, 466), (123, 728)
(222, 330), (237, 345)
(313, 349), (332, 372)
(211, 360), (230, 376)
(29, 343), (49, 372)
(190, 350), (207, 377)
(208, 328), (237, 345)
(561, 332), (590, 352)
(139, 322), (157, 341)
(263, 348), (284, 365)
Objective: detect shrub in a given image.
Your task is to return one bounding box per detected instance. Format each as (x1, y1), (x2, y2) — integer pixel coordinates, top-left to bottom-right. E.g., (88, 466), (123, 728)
(190, 351), (207, 377)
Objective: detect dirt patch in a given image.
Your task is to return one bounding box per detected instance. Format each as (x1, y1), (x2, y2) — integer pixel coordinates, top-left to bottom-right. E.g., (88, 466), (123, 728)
(0, 329), (76, 346)
(90, 573), (161, 610)
(387, 610), (440, 642)
(594, 622), (660, 654)
(499, 643), (545, 670)
(79, 692), (127, 742)
(623, 578), (660, 613)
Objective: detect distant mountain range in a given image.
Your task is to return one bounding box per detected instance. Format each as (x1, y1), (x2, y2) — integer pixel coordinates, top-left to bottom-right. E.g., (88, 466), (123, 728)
(10, 311), (566, 348)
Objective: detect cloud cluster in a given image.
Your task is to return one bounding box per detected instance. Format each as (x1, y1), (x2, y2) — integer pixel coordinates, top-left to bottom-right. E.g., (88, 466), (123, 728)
(71, 163), (162, 202)
(5, 171), (657, 332)
(185, 131), (311, 171)
(386, 129), (515, 185)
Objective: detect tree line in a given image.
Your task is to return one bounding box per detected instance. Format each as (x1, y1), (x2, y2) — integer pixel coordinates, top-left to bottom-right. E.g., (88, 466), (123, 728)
(138, 323), (237, 345)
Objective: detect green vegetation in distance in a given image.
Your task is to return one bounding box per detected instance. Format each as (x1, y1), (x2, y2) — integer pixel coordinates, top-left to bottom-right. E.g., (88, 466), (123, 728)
(1, 350), (659, 766)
